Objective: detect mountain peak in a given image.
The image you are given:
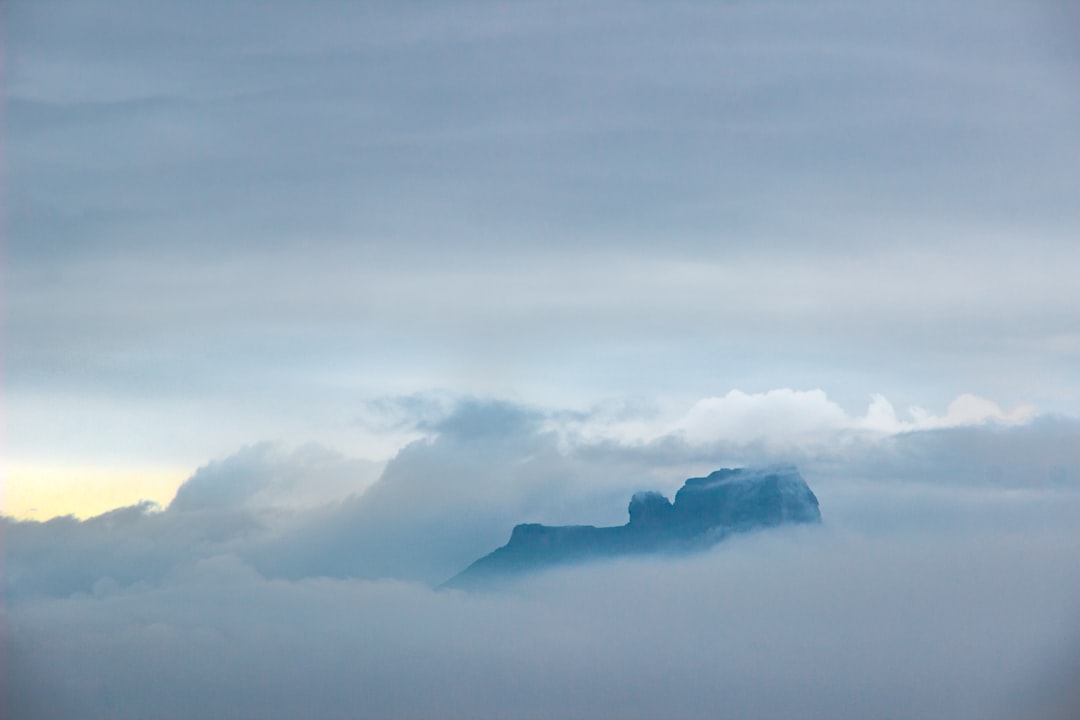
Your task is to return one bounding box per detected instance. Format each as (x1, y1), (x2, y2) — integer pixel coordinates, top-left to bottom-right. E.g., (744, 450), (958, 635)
(443, 465), (821, 590)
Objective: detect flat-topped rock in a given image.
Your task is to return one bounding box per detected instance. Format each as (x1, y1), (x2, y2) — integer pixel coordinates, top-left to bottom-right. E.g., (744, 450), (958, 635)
(443, 465), (821, 589)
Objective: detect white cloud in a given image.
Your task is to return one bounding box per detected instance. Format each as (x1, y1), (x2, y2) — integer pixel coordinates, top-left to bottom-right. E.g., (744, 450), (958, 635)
(169, 442), (383, 514)
(676, 389), (851, 446)
(572, 389), (1039, 451)
(908, 393), (1039, 429)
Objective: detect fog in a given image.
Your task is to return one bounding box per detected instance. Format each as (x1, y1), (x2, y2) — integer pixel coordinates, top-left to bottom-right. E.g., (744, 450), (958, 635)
(6, 0), (1080, 715)
(5, 520), (1079, 719)
(4, 399), (1080, 718)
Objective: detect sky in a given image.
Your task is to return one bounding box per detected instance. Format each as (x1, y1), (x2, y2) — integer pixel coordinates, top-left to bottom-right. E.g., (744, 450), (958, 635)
(5, 0), (1080, 515)
(3, 0), (1080, 717)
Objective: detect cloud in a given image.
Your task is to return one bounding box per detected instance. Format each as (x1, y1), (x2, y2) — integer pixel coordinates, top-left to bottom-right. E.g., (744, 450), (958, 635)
(576, 388), (1040, 451)
(168, 442), (382, 513)
(245, 399), (641, 585)
(863, 393), (1039, 433)
(5, 0), (1080, 713)
(4, 393), (1075, 601)
(6, 0), (1080, 475)
(4, 394), (1080, 717)
(676, 389), (853, 446)
(5, 522), (1079, 719)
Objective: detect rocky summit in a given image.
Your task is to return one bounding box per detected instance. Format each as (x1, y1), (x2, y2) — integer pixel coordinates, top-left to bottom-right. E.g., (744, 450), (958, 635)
(443, 465), (821, 589)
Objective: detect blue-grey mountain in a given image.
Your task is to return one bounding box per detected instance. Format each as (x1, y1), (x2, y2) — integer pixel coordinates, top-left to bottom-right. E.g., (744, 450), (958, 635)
(444, 466), (821, 589)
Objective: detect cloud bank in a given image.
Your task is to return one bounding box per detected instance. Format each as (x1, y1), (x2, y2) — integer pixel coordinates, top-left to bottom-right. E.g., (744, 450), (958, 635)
(5, 517), (1079, 719)
(4, 394), (1080, 718)
(592, 388), (1039, 448)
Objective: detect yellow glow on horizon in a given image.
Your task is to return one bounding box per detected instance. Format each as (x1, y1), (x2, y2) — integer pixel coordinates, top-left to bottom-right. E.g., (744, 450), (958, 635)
(3, 463), (190, 521)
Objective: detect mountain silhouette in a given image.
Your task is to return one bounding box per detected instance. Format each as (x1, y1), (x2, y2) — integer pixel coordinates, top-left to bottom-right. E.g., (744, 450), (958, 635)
(444, 465), (821, 589)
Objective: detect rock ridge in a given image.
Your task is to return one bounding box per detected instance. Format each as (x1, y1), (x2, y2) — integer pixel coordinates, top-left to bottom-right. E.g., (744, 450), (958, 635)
(443, 465), (821, 589)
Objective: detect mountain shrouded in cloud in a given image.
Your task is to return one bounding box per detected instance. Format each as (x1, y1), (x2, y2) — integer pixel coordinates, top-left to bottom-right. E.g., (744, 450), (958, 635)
(3, 393), (1076, 598)
(445, 466), (822, 589)
(3, 396), (1080, 718)
(4, 0), (1080, 717)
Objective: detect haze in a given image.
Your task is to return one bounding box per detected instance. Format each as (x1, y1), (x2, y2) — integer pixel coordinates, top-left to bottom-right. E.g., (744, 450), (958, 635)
(3, 1), (1079, 718)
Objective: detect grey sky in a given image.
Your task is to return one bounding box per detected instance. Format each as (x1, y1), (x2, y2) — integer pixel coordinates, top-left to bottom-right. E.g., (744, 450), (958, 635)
(5, 0), (1080, 469)
(4, 3), (1080, 715)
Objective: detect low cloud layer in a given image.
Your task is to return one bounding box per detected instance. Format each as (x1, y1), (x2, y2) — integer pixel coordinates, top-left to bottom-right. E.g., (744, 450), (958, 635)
(5, 521), (1079, 719)
(6, 393), (1078, 595)
(4, 395), (1080, 718)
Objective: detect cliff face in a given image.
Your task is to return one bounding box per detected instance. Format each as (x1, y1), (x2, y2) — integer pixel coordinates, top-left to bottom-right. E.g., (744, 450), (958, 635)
(443, 466), (821, 589)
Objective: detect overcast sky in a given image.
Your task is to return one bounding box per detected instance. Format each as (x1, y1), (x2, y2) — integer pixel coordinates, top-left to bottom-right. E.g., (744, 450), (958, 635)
(4, 1), (1080, 717)
(5, 0), (1080, 480)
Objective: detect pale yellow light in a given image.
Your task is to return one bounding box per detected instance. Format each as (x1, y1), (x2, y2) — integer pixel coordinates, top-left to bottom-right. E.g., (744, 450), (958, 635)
(2, 463), (189, 521)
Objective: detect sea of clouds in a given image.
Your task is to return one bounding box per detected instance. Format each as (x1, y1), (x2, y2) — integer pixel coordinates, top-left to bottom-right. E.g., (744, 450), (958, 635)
(4, 390), (1080, 719)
